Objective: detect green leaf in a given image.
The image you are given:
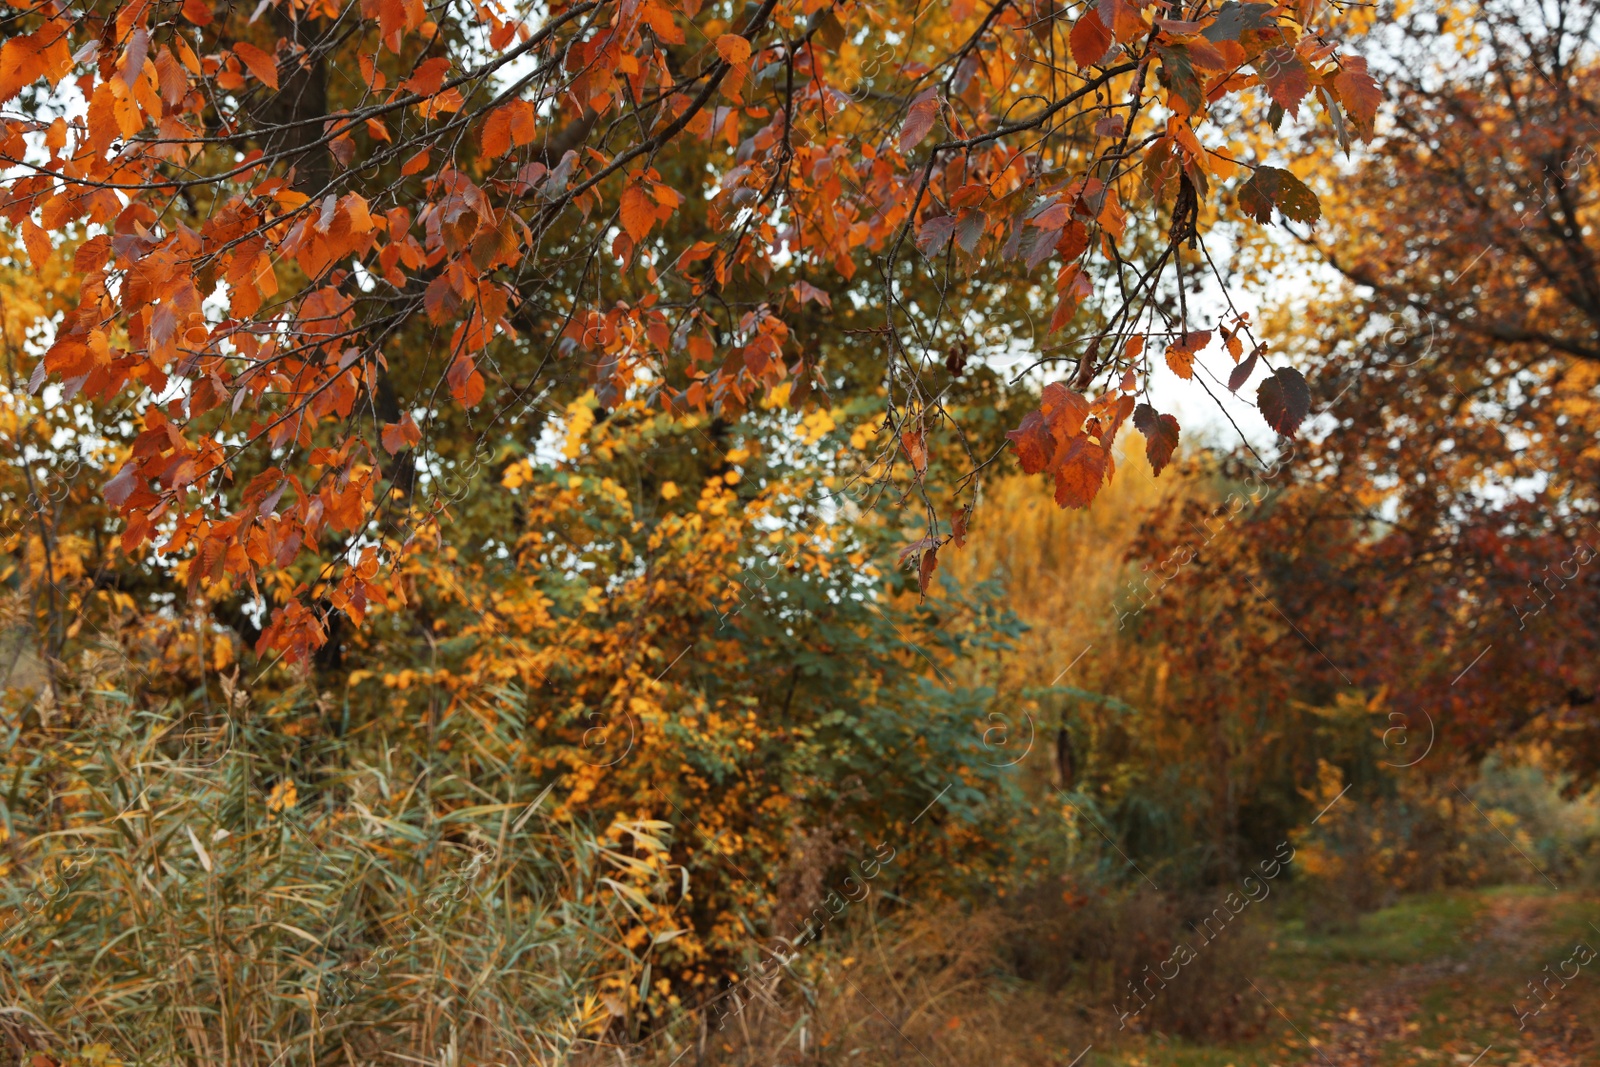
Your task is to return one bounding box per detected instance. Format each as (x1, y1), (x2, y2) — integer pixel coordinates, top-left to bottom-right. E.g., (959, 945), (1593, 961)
(1154, 43), (1204, 114)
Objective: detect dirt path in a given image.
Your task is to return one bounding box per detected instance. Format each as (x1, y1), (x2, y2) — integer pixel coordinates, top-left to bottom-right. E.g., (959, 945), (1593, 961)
(1284, 895), (1596, 1067)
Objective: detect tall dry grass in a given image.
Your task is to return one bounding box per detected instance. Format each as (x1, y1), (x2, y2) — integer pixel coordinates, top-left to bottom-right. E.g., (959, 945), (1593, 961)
(0, 665), (676, 1067)
(609, 902), (1094, 1067)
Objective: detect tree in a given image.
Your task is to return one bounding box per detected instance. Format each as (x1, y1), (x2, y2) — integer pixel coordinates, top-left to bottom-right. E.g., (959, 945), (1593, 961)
(1, 0), (1380, 661)
(1254, 0), (1600, 774)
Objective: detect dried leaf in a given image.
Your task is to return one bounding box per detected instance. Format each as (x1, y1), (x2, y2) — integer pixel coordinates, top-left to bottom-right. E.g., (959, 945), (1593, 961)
(1237, 166), (1320, 224)
(1257, 46), (1310, 118)
(1334, 62), (1381, 141)
(1228, 346), (1260, 392)
(1257, 365), (1310, 436)
(900, 89), (940, 152)
(902, 429), (928, 476)
(918, 544), (939, 594)
(1133, 402), (1180, 476)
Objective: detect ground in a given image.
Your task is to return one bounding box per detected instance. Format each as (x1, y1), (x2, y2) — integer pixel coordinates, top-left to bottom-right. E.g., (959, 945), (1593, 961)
(1100, 887), (1600, 1067)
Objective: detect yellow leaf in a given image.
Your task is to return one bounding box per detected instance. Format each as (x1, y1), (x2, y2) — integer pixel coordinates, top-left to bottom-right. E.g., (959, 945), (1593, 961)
(266, 779), (297, 813)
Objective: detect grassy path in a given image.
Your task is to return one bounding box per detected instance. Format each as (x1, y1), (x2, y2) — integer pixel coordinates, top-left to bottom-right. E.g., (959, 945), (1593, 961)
(1099, 888), (1600, 1067)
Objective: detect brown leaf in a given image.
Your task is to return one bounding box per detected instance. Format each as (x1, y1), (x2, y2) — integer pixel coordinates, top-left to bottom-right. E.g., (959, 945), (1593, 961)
(919, 544), (939, 594)
(900, 89), (940, 152)
(1237, 166), (1320, 225)
(1005, 409), (1053, 475)
(103, 465), (139, 507)
(156, 48), (189, 105)
(1133, 402), (1180, 476)
(916, 214), (958, 257)
(1257, 366), (1310, 436)
(1227, 345), (1260, 392)
(1257, 46), (1309, 117)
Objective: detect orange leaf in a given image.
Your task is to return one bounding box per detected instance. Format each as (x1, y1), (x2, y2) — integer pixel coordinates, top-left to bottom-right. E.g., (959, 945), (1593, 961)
(0, 32), (52, 105)
(715, 34), (752, 66)
(1099, 0), (1145, 43)
(233, 42), (280, 90)
(1070, 9), (1113, 67)
(447, 354), (485, 407)
(402, 56), (452, 97)
(1040, 382), (1089, 441)
(620, 182), (655, 243)
(481, 106), (513, 158)
(1005, 409), (1053, 475)
(381, 412), (423, 454)
(400, 147), (431, 175)
(1053, 437), (1108, 508)
(1048, 265), (1092, 333)
(902, 429), (928, 476)
(20, 218), (49, 272)
(1164, 330), (1210, 379)
(508, 99), (538, 146)
(1334, 61), (1381, 140)
(86, 81), (119, 155)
